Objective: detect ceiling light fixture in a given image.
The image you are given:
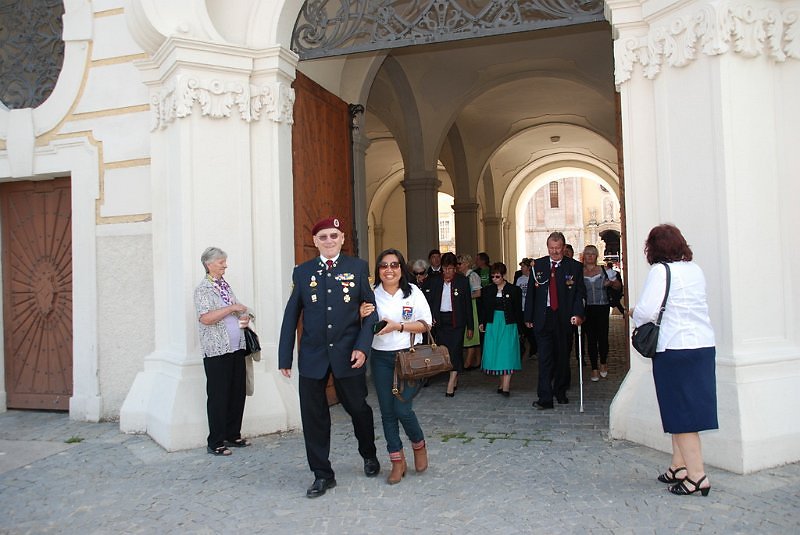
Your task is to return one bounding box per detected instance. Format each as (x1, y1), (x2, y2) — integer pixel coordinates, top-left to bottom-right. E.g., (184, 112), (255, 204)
(550, 136), (560, 143)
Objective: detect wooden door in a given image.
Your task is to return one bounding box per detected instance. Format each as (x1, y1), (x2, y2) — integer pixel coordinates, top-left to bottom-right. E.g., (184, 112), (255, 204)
(1, 178), (73, 410)
(292, 71), (355, 262)
(292, 72), (355, 405)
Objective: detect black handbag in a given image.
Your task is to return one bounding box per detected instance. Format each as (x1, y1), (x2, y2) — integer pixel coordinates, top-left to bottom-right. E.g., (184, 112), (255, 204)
(244, 326), (261, 355)
(631, 262), (670, 358)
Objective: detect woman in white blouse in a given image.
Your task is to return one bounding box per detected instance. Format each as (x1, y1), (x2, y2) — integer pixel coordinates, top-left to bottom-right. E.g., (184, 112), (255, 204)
(632, 224), (717, 497)
(360, 248), (434, 485)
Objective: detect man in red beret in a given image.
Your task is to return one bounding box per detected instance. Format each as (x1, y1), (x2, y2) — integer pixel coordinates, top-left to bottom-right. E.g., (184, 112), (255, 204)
(279, 217), (380, 498)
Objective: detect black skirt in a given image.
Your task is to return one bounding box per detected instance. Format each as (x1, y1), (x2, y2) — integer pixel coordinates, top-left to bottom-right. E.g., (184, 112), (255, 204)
(652, 347), (718, 433)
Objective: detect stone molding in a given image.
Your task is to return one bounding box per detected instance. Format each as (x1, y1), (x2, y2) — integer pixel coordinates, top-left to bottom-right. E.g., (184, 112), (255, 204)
(614, 2), (800, 85)
(150, 76), (295, 130)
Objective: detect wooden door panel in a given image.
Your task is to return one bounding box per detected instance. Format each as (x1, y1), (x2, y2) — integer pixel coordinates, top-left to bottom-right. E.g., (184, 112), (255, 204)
(292, 71), (355, 263)
(2, 178), (73, 410)
(292, 72), (355, 405)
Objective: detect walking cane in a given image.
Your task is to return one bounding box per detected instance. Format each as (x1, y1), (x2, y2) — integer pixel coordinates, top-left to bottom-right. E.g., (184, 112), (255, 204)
(577, 324), (584, 413)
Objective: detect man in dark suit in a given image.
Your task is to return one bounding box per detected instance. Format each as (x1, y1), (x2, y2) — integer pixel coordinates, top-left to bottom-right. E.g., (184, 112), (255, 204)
(524, 232), (586, 409)
(279, 217), (380, 498)
(422, 252), (474, 396)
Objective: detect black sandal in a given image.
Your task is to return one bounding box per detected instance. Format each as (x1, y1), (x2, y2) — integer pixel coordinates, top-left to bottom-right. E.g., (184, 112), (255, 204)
(225, 438), (251, 448)
(669, 475), (710, 496)
(207, 445), (232, 456)
(657, 466), (687, 483)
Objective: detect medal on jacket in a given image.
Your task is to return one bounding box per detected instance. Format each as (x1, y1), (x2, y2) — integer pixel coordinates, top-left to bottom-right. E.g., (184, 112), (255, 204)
(344, 295), (351, 303)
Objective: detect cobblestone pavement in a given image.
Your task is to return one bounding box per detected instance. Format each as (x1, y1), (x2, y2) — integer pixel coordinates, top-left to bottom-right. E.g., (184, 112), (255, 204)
(1, 316), (799, 534)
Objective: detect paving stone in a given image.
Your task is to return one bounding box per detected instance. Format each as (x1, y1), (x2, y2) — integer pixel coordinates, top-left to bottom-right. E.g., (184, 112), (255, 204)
(0, 317), (798, 533)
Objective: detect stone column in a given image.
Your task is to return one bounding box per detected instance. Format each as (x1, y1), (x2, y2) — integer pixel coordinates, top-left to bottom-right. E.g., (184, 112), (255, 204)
(120, 39), (299, 449)
(482, 215), (505, 264)
(606, 0), (800, 473)
(402, 171), (441, 261)
(350, 106), (371, 259)
(452, 202), (479, 257)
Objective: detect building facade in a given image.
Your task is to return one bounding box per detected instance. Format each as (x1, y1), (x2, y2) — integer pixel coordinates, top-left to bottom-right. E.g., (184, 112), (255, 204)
(0, 0), (798, 473)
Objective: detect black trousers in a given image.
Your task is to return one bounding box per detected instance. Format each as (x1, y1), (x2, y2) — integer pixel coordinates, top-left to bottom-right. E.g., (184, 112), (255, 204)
(299, 369), (377, 479)
(534, 309), (572, 403)
(584, 305), (611, 369)
(203, 349), (247, 450)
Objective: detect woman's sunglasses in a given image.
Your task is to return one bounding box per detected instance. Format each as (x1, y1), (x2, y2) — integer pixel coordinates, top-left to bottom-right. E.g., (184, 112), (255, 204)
(379, 261), (401, 270)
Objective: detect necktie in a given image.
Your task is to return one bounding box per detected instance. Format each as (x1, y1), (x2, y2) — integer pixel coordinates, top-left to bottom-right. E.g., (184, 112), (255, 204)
(549, 261), (559, 311)
(326, 259), (334, 271)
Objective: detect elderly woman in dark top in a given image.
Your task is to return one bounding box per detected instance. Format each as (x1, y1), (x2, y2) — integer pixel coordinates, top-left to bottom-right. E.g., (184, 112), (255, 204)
(410, 259), (430, 289)
(194, 247), (253, 456)
(632, 225), (717, 496)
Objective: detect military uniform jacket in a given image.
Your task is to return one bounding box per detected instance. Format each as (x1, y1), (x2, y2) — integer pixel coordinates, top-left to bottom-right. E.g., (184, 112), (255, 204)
(278, 255), (377, 379)
(524, 255), (586, 332)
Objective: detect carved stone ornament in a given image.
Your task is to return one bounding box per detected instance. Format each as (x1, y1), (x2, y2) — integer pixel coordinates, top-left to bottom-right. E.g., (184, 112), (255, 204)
(615, 2), (800, 86)
(292, 0), (605, 60)
(150, 76), (295, 130)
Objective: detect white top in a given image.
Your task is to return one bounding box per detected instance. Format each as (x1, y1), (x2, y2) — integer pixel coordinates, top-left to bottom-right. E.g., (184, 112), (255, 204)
(632, 261), (715, 352)
(466, 270), (482, 292)
(372, 284), (434, 351)
(440, 281), (453, 312)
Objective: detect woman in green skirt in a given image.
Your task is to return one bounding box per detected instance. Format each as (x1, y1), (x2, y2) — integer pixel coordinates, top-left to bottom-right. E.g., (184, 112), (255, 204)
(478, 262), (524, 396)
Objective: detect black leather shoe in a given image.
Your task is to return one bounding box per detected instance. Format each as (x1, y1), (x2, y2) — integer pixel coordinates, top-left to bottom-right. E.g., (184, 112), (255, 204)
(364, 457), (380, 477)
(532, 401), (554, 410)
(557, 396), (569, 404)
(306, 477), (336, 498)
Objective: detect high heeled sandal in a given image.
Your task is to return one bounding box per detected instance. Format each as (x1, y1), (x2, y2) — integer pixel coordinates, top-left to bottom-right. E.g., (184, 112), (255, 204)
(657, 466), (687, 484)
(669, 475), (710, 496)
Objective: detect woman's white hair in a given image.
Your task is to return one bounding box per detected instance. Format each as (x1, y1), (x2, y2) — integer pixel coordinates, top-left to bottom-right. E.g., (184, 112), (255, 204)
(201, 247), (226, 273)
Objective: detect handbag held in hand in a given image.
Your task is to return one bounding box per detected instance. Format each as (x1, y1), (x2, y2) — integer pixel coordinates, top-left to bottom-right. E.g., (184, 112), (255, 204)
(243, 326), (261, 357)
(631, 263), (670, 358)
(393, 320), (451, 399)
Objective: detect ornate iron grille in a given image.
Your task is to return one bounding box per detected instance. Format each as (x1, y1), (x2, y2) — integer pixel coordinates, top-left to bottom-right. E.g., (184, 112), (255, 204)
(292, 0), (605, 60)
(0, 0), (65, 109)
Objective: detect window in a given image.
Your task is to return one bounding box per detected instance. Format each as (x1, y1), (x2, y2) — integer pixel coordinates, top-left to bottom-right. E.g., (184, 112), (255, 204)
(439, 220), (451, 241)
(549, 181), (559, 208)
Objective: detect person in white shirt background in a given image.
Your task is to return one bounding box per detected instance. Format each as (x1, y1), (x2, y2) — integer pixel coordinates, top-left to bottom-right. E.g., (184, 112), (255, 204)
(632, 224), (717, 497)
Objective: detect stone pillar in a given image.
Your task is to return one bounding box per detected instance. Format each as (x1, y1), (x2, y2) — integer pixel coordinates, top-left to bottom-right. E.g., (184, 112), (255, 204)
(452, 202), (479, 257)
(119, 39), (299, 449)
(606, 0), (800, 473)
(372, 224), (385, 255)
(483, 215), (505, 264)
(351, 105), (370, 259)
(402, 172), (441, 261)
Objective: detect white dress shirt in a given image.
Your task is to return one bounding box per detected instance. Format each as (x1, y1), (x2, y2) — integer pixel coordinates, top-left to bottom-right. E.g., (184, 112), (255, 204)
(371, 284), (434, 351)
(632, 261), (715, 352)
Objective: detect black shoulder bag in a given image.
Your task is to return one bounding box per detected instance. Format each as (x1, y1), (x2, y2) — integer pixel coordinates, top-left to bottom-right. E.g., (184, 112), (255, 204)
(631, 263), (670, 358)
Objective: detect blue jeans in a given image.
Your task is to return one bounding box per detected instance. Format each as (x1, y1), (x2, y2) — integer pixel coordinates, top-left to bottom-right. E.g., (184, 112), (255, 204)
(370, 349), (424, 454)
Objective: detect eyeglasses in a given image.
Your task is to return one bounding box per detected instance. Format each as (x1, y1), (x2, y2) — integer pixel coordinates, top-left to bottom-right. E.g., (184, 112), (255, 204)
(413, 271), (426, 276)
(378, 261), (401, 270)
(491, 274), (503, 279)
(315, 232), (340, 241)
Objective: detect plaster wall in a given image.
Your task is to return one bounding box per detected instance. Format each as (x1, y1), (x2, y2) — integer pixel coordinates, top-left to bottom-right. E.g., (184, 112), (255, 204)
(96, 229), (154, 418)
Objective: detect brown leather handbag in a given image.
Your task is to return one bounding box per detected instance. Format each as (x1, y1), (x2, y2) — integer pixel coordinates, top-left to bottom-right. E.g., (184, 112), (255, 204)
(392, 320), (451, 400)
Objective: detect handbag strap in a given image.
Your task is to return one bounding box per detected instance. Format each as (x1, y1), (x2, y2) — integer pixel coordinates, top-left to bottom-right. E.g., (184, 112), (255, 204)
(406, 319), (436, 350)
(655, 262), (671, 326)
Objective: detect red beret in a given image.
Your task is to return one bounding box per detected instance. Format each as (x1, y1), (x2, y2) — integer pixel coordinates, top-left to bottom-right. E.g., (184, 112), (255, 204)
(311, 217), (342, 237)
